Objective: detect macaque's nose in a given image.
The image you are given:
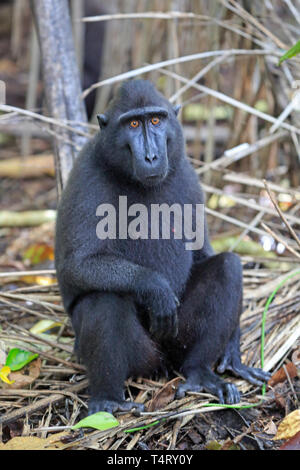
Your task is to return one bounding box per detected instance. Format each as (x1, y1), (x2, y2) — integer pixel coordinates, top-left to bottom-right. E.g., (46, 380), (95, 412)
(145, 154), (158, 164)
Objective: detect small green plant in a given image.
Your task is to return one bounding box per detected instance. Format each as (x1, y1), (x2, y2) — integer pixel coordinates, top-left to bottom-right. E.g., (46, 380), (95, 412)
(279, 40), (300, 65)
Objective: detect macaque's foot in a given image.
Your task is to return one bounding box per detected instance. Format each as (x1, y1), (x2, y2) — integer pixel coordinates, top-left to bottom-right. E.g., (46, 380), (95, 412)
(88, 398), (144, 416)
(176, 368), (240, 404)
(217, 355), (271, 387)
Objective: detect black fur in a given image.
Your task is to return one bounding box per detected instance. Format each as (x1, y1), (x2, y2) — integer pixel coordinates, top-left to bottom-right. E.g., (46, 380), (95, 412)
(55, 80), (270, 414)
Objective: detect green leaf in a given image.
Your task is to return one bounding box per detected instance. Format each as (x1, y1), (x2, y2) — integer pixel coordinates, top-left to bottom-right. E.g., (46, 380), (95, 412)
(72, 412), (119, 431)
(279, 40), (300, 65)
(5, 348), (39, 371)
(206, 440), (222, 450)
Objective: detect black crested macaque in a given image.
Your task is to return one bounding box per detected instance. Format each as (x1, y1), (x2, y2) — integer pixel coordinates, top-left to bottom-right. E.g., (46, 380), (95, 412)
(55, 80), (270, 415)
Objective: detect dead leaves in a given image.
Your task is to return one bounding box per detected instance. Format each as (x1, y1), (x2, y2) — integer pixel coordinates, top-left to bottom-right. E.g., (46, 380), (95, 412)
(274, 410), (300, 441)
(270, 410), (300, 450)
(0, 432), (70, 450)
(278, 431), (300, 450)
(268, 362), (298, 387)
(148, 377), (181, 411)
(23, 243), (54, 266)
(206, 439), (240, 450)
(0, 358), (41, 389)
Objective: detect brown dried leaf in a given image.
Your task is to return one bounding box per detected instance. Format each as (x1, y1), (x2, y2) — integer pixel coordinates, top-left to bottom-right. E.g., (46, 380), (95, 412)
(274, 410), (300, 440)
(268, 362), (297, 387)
(0, 358), (41, 390)
(264, 420), (277, 435)
(221, 438), (240, 450)
(0, 432), (70, 450)
(147, 377), (181, 411)
(279, 431), (300, 450)
(274, 393), (286, 409)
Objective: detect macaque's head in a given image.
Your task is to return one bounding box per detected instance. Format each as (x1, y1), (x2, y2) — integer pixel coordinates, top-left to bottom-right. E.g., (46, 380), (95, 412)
(97, 80), (183, 187)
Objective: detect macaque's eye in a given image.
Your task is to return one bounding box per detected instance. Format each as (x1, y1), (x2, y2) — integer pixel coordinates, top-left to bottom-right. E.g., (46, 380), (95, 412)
(130, 120), (139, 128)
(151, 116), (160, 125)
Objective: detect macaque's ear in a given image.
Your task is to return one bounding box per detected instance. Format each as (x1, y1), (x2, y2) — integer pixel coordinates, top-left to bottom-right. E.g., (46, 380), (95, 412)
(97, 114), (108, 129)
(173, 105), (181, 116)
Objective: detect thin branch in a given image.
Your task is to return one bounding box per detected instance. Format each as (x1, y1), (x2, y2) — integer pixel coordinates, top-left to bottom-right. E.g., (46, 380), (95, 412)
(158, 68), (300, 136)
(0, 104), (90, 138)
(80, 10), (272, 49)
(261, 222), (300, 259)
(196, 131), (288, 174)
(263, 180), (300, 251)
(82, 49), (281, 99)
(223, 173), (300, 197)
(229, 212), (265, 252)
(219, 0), (287, 49)
(283, 0), (300, 26)
(0, 269), (56, 278)
(0, 379), (89, 426)
(81, 11), (211, 22)
(205, 207), (268, 238)
(169, 54), (229, 103)
(202, 183), (300, 227)
(269, 91), (300, 134)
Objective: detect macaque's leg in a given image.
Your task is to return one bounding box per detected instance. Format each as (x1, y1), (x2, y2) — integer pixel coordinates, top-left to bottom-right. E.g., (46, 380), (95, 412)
(171, 253), (269, 403)
(71, 292), (160, 414)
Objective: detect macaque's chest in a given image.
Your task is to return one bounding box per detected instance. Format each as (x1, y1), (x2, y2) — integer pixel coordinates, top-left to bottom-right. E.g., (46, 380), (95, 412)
(105, 203), (194, 296)
(96, 184), (201, 295)
(119, 237), (193, 296)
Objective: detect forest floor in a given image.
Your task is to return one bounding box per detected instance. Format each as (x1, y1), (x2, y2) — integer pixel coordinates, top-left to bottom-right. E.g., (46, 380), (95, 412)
(0, 141), (299, 450)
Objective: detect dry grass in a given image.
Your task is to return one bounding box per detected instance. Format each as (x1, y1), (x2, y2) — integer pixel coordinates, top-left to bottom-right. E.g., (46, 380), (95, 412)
(0, 267), (299, 449)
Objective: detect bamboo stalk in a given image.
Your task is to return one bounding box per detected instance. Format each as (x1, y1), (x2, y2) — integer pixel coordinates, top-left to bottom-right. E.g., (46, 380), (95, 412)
(82, 49), (281, 99)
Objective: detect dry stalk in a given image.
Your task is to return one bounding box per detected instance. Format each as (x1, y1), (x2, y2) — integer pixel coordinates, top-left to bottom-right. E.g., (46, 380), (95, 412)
(263, 179), (300, 251)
